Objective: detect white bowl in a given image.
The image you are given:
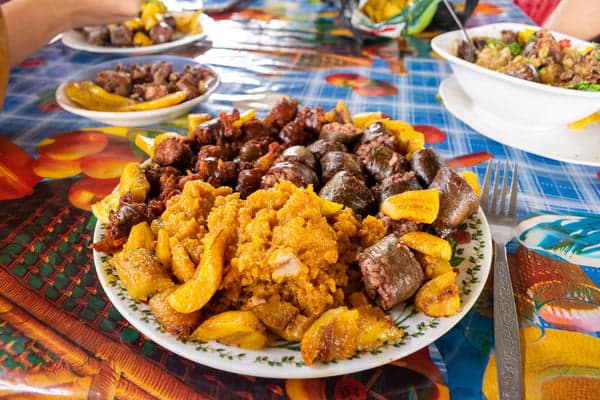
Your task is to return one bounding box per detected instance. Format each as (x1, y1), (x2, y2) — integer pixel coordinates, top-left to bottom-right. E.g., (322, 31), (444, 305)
(56, 55), (219, 127)
(431, 22), (600, 129)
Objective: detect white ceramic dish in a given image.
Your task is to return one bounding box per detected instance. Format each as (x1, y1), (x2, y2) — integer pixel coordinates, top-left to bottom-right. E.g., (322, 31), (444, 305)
(93, 210), (492, 378)
(55, 55), (219, 127)
(440, 76), (600, 166)
(431, 22), (600, 129)
(61, 14), (210, 55)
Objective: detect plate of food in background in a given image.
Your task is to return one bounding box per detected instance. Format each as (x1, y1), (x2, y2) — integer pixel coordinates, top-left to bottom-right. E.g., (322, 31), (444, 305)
(90, 98), (493, 378)
(55, 55), (219, 126)
(62, 0), (209, 54)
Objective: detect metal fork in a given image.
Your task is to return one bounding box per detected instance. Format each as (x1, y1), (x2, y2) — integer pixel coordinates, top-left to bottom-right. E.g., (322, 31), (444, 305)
(480, 160), (523, 400)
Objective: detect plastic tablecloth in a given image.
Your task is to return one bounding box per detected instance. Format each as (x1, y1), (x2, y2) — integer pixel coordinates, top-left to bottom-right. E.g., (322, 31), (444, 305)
(1, 1), (599, 398)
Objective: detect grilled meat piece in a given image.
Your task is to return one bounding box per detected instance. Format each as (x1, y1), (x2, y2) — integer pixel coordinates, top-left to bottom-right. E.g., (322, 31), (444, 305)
(319, 151), (364, 182)
(372, 171), (422, 202)
(318, 171), (374, 216)
(81, 26), (109, 46)
(261, 161), (319, 189)
(358, 234), (424, 310)
(276, 145), (318, 171)
(377, 214), (422, 238)
(236, 168), (264, 199)
(153, 137), (194, 169)
(264, 98), (298, 131)
(319, 122), (363, 144)
(149, 22), (173, 44)
(278, 120), (317, 146)
(410, 147), (446, 187)
(429, 167), (480, 238)
(296, 106), (327, 134)
(359, 145), (407, 182)
(306, 139), (347, 160)
(357, 122), (398, 151)
(108, 24), (134, 46)
(94, 70), (132, 97)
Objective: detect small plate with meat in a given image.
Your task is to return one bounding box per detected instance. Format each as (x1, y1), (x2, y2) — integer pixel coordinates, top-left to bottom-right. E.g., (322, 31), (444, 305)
(90, 100), (493, 378)
(61, 5), (210, 55)
(55, 55), (219, 127)
(431, 22), (600, 129)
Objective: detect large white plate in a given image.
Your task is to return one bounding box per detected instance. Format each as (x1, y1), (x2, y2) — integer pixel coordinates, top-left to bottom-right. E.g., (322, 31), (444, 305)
(93, 209), (492, 379)
(62, 14), (210, 55)
(440, 76), (600, 167)
(56, 55), (219, 127)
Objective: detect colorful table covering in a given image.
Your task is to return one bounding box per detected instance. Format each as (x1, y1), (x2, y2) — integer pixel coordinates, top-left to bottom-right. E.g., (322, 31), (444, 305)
(1, 1), (599, 398)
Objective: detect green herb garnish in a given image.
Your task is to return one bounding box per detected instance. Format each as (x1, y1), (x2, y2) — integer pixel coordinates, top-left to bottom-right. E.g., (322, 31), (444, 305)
(571, 81), (600, 91)
(506, 41), (522, 56)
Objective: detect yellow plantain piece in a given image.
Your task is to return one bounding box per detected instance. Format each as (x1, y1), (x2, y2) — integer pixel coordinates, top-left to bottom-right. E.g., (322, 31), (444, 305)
(124, 221), (155, 253)
(459, 170), (481, 196)
(91, 192), (120, 224)
(231, 109), (256, 128)
(118, 91), (188, 112)
(382, 119), (425, 156)
(253, 294), (315, 342)
(356, 304), (404, 351)
(191, 310), (268, 350)
(155, 228), (171, 267)
(65, 81), (134, 111)
(119, 162), (150, 202)
(168, 236), (196, 282)
(174, 10), (203, 34)
(167, 230), (227, 313)
(380, 188), (440, 224)
(149, 287), (202, 337)
(133, 31), (153, 47)
(418, 253), (454, 279)
(300, 306), (359, 365)
(111, 247), (174, 301)
(317, 196), (344, 216)
(400, 231), (452, 261)
(352, 111), (384, 130)
(187, 113), (213, 137)
(414, 271), (460, 317)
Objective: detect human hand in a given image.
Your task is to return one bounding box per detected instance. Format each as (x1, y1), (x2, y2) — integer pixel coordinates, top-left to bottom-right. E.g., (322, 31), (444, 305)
(60, 0), (145, 29)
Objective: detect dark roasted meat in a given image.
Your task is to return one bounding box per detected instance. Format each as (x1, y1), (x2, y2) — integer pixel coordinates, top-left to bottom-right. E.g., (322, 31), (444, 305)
(319, 122), (362, 144)
(359, 144), (407, 182)
(318, 171), (374, 216)
(260, 161), (319, 189)
(94, 70), (132, 97)
(81, 26), (109, 46)
(149, 22), (173, 44)
(319, 151), (364, 182)
(306, 139), (347, 160)
(410, 147), (446, 187)
(429, 167), (480, 237)
(276, 145), (318, 171)
(153, 136), (194, 169)
(108, 24), (134, 46)
(264, 98), (298, 131)
(372, 171), (421, 202)
(358, 234), (424, 310)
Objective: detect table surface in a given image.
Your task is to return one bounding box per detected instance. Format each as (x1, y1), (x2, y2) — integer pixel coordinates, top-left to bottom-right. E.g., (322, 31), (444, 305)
(1, 1), (599, 399)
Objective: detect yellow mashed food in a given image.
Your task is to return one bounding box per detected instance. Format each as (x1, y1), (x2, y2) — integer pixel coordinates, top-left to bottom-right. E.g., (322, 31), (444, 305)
(150, 179), (385, 321)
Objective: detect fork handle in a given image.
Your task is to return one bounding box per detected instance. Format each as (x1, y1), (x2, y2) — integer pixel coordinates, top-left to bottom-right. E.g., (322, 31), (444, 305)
(493, 242), (524, 400)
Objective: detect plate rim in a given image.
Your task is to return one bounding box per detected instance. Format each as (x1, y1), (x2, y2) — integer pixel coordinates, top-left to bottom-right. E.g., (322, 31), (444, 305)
(439, 75), (600, 167)
(61, 14), (210, 55)
(93, 206), (492, 379)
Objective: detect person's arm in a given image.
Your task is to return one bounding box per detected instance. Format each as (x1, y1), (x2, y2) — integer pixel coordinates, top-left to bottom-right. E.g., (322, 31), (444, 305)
(3, 0), (143, 65)
(543, 0), (600, 41)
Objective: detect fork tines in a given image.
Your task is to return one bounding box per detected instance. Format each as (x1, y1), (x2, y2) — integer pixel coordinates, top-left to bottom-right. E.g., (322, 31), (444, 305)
(480, 160), (518, 217)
